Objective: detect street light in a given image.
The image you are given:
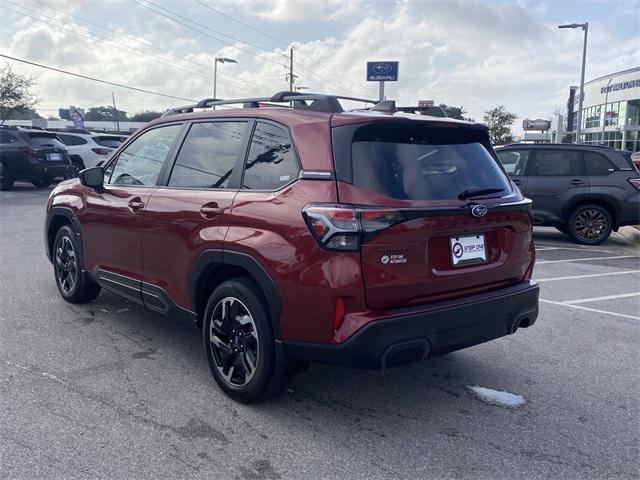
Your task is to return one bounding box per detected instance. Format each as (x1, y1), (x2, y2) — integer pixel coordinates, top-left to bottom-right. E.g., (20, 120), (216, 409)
(213, 57), (237, 108)
(601, 77), (612, 146)
(559, 22), (588, 144)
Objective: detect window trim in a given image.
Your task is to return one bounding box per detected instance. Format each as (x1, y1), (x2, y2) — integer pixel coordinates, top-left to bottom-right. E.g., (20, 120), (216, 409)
(102, 122), (186, 187)
(237, 119), (302, 193)
(157, 118), (254, 190)
(524, 149), (587, 177)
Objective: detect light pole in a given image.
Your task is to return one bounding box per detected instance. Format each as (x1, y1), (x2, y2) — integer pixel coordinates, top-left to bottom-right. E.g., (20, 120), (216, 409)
(213, 57), (237, 108)
(559, 22), (588, 144)
(601, 77), (612, 146)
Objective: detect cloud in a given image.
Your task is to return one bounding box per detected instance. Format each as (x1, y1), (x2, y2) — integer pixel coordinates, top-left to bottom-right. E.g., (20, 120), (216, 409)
(1, 0), (637, 132)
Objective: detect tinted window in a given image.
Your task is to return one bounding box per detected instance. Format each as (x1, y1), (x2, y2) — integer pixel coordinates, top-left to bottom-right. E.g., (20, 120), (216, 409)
(0, 132), (17, 143)
(108, 124), (181, 186)
(168, 121), (246, 189)
(528, 150), (585, 176)
(585, 152), (615, 175)
(93, 136), (123, 148)
(497, 150), (530, 175)
(57, 134), (88, 146)
(348, 123), (510, 201)
(24, 133), (66, 149)
(242, 122), (298, 190)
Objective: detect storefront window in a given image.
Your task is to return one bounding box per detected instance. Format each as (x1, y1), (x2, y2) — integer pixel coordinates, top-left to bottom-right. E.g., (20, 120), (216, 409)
(626, 100), (640, 126)
(583, 105), (601, 129)
(603, 102), (621, 127)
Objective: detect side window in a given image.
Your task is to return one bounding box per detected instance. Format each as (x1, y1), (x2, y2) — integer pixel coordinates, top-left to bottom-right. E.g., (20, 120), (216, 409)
(0, 132), (17, 143)
(585, 151), (615, 175)
(168, 121), (247, 189)
(242, 122), (298, 190)
(497, 150), (530, 175)
(527, 150), (585, 176)
(108, 124), (181, 186)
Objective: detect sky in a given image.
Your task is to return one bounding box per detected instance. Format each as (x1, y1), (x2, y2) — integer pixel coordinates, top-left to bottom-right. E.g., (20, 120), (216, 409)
(0, 0), (638, 134)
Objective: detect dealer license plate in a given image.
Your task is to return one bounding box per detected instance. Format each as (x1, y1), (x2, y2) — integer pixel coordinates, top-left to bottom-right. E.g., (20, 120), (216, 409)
(449, 234), (487, 266)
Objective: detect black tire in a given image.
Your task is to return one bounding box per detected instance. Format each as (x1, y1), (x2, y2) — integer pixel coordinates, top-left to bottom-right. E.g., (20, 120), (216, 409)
(203, 278), (288, 403)
(31, 177), (52, 188)
(568, 204), (613, 245)
(0, 161), (14, 191)
(53, 225), (101, 303)
(67, 157), (84, 179)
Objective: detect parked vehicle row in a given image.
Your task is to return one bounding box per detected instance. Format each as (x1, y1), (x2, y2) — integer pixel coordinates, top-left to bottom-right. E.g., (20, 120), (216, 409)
(45, 92), (539, 402)
(0, 126), (126, 190)
(496, 144), (640, 244)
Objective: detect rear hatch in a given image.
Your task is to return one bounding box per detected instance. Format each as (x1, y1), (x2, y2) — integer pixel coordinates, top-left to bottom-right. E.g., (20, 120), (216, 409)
(24, 132), (69, 163)
(331, 118), (534, 310)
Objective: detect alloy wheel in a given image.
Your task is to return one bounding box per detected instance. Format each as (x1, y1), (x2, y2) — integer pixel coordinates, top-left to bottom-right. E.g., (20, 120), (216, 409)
(573, 208), (608, 242)
(208, 296), (259, 387)
(55, 236), (77, 293)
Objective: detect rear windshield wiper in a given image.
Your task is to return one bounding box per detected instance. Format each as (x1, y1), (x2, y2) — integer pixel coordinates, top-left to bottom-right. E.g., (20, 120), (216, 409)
(458, 187), (505, 200)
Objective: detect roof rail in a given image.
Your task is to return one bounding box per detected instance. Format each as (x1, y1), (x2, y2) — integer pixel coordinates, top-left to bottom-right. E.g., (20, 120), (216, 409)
(161, 91), (377, 117)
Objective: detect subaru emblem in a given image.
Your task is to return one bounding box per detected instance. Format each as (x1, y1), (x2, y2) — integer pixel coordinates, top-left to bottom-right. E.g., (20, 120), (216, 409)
(471, 205), (488, 218)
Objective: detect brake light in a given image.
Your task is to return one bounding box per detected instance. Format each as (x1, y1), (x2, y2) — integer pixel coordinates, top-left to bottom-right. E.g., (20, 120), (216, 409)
(302, 204), (404, 251)
(628, 178), (640, 190)
(92, 148), (112, 156)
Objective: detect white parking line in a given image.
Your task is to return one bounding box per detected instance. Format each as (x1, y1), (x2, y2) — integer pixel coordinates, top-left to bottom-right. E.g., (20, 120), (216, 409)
(536, 246), (613, 254)
(540, 299), (640, 321)
(563, 292), (640, 305)
(537, 270), (640, 282)
(537, 255), (637, 264)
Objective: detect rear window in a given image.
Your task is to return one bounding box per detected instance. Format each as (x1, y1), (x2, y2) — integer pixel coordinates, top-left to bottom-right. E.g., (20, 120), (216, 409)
(24, 133), (65, 149)
(93, 136), (123, 148)
(345, 123), (511, 201)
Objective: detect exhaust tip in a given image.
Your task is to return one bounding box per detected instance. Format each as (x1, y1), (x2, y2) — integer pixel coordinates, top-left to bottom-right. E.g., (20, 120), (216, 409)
(381, 339), (430, 369)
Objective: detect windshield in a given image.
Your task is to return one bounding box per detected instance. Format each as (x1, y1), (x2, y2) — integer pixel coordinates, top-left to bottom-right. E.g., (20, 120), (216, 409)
(349, 123), (511, 201)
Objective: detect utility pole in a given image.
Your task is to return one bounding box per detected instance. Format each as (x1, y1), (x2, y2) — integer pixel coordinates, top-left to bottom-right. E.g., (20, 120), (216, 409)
(289, 47), (294, 92)
(111, 92), (120, 131)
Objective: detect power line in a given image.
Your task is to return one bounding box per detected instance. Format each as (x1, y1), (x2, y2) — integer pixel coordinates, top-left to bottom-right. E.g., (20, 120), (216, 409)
(1, 1), (255, 89)
(130, 0), (290, 70)
(192, 0), (288, 46)
(0, 53), (198, 102)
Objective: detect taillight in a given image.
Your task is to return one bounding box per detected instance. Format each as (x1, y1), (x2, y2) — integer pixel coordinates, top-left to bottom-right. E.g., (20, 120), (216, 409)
(92, 148), (112, 155)
(302, 204), (404, 251)
(628, 178), (640, 190)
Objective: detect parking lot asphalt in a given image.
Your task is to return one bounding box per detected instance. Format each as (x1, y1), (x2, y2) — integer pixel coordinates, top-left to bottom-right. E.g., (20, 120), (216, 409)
(1, 183), (638, 480)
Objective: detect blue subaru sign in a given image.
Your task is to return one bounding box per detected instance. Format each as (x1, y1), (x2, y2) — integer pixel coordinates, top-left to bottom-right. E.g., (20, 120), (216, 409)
(367, 61), (399, 81)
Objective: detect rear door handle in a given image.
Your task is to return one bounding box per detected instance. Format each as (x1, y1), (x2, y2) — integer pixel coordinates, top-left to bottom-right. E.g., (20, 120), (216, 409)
(200, 202), (225, 219)
(127, 197), (145, 212)
(570, 179), (585, 185)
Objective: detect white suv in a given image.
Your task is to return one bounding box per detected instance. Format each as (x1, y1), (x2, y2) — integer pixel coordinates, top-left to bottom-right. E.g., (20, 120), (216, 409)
(53, 131), (125, 170)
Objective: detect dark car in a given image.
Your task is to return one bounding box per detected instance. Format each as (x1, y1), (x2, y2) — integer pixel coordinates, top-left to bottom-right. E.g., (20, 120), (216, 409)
(496, 144), (640, 244)
(44, 92), (538, 402)
(0, 127), (73, 190)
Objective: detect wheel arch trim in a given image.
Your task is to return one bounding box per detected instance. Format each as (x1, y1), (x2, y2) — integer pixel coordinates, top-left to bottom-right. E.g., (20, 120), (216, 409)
(45, 207), (83, 264)
(189, 249), (282, 338)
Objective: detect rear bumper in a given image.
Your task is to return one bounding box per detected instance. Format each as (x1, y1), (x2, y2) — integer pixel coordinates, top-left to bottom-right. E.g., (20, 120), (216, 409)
(29, 163), (71, 177)
(284, 280), (539, 369)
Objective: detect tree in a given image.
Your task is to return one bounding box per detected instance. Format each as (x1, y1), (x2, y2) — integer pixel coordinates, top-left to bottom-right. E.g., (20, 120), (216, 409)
(84, 106), (127, 121)
(129, 110), (162, 122)
(438, 103), (468, 121)
(0, 63), (37, 124)
(5, 107), (43, 120)
(483, 105), (517, 145)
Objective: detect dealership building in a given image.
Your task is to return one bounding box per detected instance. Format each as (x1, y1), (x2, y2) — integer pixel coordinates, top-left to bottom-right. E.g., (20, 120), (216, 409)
(567, 66), (640, 152)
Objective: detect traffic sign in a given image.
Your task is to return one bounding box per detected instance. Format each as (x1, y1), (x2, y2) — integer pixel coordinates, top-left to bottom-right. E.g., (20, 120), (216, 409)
(367, 61), (399, 82)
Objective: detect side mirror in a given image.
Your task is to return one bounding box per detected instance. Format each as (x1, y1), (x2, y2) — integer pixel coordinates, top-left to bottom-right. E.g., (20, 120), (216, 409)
(78, 167), (104, 188)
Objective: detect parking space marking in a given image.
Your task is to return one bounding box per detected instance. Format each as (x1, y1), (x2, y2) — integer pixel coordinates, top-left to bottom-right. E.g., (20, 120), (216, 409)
(563, 292), (640, 305)
(540, 299), (640, 321)
(537, 255), (637, 264)
(536, 246), (614, 254)
(537, 270), (640, 282)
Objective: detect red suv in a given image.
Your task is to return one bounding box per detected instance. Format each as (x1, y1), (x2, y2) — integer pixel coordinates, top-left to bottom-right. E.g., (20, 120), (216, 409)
(45, 92), (538, 402)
